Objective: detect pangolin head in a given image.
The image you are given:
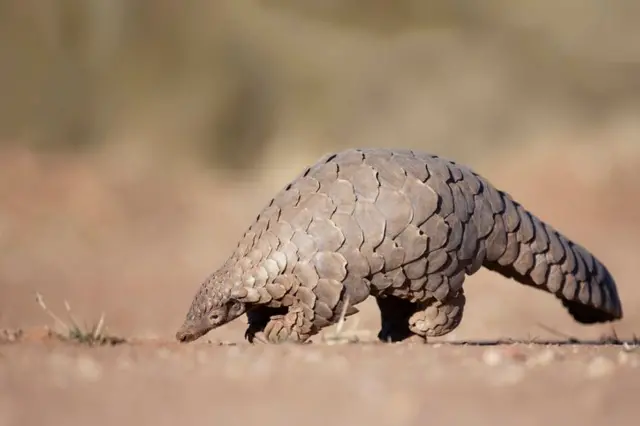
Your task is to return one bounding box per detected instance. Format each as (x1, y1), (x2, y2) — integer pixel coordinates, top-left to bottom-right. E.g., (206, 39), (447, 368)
(175, 274), (246, 343)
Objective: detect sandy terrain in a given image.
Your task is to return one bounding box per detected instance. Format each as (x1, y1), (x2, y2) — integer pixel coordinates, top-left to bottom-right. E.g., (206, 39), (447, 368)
(1, 145), (639, 426)
(1, 341), (639, 426)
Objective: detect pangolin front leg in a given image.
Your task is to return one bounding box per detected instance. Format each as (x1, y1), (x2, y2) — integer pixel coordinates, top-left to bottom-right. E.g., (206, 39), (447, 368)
(249, 303), (316, 344)
(244, 306), (287, 343)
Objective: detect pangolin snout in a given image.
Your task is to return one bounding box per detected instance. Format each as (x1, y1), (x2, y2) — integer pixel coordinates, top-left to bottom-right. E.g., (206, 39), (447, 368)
(175, 321), (207, 343)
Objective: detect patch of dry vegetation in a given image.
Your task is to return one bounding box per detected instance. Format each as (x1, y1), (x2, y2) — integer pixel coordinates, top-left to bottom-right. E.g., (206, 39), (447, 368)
(34, 292), (125, 346)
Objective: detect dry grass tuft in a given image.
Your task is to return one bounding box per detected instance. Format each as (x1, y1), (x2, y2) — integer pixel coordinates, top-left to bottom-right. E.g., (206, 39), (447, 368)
(35, 292), (126, 346)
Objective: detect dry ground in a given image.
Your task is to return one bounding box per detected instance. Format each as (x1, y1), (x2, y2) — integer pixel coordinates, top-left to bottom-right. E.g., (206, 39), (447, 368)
(1, 145), (640, 426)
(1, 341), (639, 426)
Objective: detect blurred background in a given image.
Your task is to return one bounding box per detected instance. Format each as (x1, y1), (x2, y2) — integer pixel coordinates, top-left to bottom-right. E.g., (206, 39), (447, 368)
(0, 0), (639, 342)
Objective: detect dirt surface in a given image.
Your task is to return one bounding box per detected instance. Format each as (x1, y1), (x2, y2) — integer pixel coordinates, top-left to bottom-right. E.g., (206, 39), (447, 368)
(1, 146), (639, 426)
(1, 340), (639, 426)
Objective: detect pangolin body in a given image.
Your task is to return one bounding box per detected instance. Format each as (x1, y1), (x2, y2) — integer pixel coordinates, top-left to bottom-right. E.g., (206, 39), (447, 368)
(175, 148), (623, 344)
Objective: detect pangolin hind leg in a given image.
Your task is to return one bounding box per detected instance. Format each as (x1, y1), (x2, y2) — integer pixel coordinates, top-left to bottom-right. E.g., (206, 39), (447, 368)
(376, 289), (466, 343)
(408, 290), (466, 339)
(375, 296), (426, 343)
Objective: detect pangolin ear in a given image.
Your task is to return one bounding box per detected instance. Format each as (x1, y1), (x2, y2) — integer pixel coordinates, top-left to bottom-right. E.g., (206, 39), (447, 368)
(229, 287), (246, 300)
(229, 287), (260, 303)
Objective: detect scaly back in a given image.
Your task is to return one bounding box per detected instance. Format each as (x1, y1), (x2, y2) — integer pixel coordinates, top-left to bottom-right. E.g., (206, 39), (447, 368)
(221, 148), (623, 323)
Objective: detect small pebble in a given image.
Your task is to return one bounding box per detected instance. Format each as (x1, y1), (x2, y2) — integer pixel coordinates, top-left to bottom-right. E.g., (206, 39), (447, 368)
(482, 349), (503, 366)
(490, 365), (526, 386)
(587, 356), (615, 378)
(526, 349), (556, 367)
(618, 351), (629, 365)
(76, 355), (102, 382)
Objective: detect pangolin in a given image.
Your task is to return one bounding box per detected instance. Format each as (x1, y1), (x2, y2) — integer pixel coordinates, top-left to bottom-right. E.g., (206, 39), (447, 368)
(175, 148), (623, 344)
